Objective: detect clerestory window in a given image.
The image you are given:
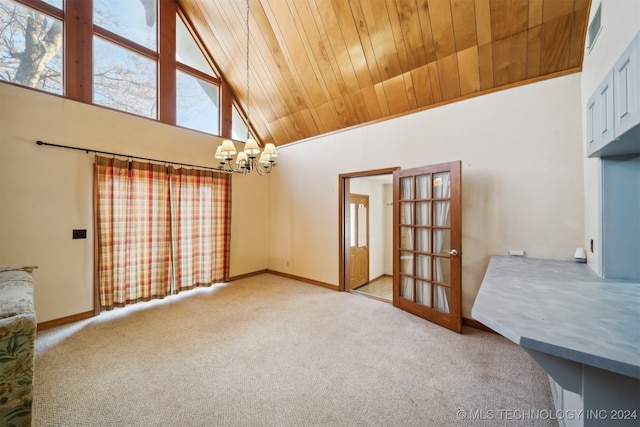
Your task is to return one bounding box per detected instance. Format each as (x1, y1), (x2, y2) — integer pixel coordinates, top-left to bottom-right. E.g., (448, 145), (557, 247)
(176, 13), (219, 135)
(0, 0), (241, 138)
(93, 0), (158, 119)
(0, 0), (63, 94)
(232, 104), (249, 142)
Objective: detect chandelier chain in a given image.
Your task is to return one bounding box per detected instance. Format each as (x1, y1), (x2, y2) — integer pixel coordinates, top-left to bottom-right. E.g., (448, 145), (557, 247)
(213, 0), (278, 175)
(246, 0), (251, 138)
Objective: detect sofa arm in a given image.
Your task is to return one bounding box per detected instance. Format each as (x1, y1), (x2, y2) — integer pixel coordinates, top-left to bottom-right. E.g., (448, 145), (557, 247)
(0, 312), (36, 427)
(0, 267), (36, 427)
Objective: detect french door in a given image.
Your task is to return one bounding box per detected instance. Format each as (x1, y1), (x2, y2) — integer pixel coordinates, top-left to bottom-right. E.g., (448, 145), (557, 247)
(393, 161), (462, 333)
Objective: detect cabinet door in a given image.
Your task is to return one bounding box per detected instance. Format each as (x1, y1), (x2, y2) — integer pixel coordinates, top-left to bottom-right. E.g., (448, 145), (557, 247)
(587, 72), (614, 157)
(596, 72), (615, 147)
(586, 95), (598, 155)
(613, 33), (640, 137)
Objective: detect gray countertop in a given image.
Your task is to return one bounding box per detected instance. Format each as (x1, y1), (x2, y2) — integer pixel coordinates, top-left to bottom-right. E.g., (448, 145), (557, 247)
(471, 255), (640, 379)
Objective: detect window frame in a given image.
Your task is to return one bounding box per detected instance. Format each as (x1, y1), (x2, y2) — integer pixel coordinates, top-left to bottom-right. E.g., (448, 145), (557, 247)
(5, 0), (237, 138)
(175, 9), (221, 134)
(12, 0), (62, 19)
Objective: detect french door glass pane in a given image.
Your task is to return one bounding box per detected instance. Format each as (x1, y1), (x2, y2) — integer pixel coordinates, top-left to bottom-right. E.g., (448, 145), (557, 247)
(416, 280), (431, 306)
(434, 229), (450, 254)
(416, 228), (430, 252)
(400, 177), (413, 200)
(416, 255), (431, 279)
(416, 202), (431, 225)
(93, 37), (157, 119)
(434, 285), (451, 313)
(434, 201), (450, 226)
(433, 172), (450, 198)
(400, 252), (413, 274)
(400, 276), (414, 299)
(94, 0), (157, 51)
(416, 175), (431, 198)
(400, 202), (413, 224)
(434, 257), (451, 284)
(400, 227), (413, 250)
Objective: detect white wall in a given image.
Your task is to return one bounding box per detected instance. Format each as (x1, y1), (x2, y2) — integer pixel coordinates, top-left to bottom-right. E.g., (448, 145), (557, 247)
(269, 73), (585, 319)
(581, 0), (640, 274)
(0, 83), (268, 323)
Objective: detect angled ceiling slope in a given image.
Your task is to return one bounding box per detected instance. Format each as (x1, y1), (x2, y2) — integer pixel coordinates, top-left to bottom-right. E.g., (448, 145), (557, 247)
(179, 0), (590, 147)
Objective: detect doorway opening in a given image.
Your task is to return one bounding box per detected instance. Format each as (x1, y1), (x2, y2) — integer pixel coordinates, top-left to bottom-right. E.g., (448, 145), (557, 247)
(339, 168), (398, 303)
(340, 162), (463, 333)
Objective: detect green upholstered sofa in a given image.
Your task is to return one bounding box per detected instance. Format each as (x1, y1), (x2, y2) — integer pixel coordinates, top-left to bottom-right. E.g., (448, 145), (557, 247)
(0, 267), (36, 427)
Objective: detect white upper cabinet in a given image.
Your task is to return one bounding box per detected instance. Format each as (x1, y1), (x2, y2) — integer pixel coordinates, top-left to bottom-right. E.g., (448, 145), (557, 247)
(587, 72), (614, 155)
(613, 33), (640, 136)
(587, 32), (640, 158)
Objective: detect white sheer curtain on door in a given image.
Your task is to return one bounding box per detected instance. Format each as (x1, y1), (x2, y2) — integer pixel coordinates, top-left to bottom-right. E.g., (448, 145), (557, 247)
(415, 174), (431, 306)
(400, 177), (413, 299)
(433, 172), (450, 313)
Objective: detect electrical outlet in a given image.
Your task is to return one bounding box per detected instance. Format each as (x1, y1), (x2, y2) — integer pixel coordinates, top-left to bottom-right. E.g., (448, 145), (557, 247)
(72, 229), (87, 239)
(508, 249), (525, 256)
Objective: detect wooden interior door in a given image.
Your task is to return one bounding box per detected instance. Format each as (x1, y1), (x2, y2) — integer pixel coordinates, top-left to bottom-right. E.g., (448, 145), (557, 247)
(393, 161), (462, 333)
(349, 194), (369, 290)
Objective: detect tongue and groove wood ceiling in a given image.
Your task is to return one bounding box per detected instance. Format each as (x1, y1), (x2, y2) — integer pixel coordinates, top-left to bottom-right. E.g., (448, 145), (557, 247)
(178, 0), (591, 147)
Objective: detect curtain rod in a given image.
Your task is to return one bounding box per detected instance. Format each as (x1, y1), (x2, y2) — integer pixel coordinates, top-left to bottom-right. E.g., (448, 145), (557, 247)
(36, 140), (223, 172)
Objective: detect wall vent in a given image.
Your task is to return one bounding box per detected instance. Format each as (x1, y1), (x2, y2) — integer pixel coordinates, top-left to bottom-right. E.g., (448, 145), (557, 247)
(587, 3), (602, 51)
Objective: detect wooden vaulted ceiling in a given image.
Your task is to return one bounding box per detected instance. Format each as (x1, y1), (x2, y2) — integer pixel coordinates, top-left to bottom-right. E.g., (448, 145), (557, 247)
(179, 0), (591, 147)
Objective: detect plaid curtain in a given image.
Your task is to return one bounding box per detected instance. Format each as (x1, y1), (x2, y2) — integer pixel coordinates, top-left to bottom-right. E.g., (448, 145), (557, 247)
(94, 156), (231, 310)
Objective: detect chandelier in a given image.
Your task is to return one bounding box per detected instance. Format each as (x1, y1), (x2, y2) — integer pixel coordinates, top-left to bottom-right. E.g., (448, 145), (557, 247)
(214, 139), (278, 176)
(214, 0), (278, 176)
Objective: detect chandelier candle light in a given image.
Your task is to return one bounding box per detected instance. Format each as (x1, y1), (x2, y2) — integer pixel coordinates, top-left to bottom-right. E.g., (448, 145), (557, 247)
(214, 0), (278, 176)
(214, 139), (278, 175)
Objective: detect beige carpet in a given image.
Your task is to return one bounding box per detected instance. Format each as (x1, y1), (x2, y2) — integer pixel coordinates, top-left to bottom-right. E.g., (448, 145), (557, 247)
(34, 274), (557, 426)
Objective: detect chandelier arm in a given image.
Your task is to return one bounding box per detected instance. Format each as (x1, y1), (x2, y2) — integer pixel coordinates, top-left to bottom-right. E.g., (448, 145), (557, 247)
(253, 161), (274, 176)
(215, 156), (276, 176)
(217, 159), (243, 174)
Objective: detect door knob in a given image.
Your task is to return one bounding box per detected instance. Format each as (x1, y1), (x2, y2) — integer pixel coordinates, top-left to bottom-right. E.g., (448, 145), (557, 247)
(443, 249), (459, 256)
